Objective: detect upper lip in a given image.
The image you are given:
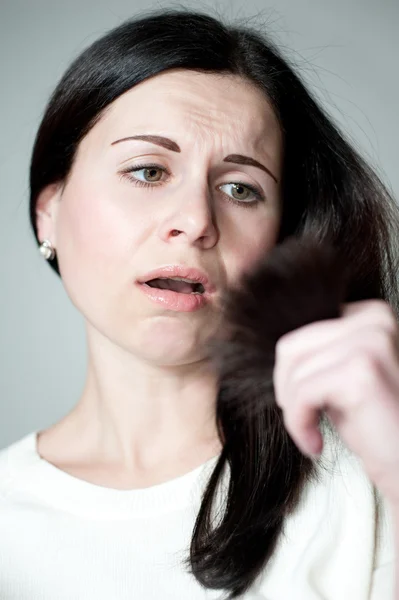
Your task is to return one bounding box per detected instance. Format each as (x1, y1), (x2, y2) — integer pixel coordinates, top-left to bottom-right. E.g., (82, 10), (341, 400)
(137, 265), (216, 293)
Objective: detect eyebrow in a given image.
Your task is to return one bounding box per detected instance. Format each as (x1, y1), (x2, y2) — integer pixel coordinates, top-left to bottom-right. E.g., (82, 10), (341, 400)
(111, 135), (278, 183)
(111, 135), (181, 153)
(224, 154), (278, 183)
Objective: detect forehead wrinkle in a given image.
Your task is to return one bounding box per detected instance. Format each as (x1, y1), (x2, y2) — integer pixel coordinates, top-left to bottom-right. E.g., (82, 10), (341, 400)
(95, 71), (281, 166)
(181, 120), (247, 162)
(179, 110), (278, 164)
(166, 78), (278, 125)
(179, 95), (266, 139)
(169, 87), (278, 138)
(160, 82), (266, 134)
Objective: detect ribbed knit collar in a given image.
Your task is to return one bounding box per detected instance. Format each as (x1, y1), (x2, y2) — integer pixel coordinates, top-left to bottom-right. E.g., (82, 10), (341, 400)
(5, 431), (222, 519)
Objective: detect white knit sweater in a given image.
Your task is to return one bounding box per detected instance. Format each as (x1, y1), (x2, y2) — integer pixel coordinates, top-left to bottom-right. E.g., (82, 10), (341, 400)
(0, 431), (395, 599)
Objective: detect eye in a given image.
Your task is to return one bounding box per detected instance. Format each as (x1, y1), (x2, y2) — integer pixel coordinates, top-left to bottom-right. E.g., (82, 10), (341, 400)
(219, 182), (265, 206)
(119, 163), (168, 186)
(134, 166), (163, 183)
(118, 165), (265, 207)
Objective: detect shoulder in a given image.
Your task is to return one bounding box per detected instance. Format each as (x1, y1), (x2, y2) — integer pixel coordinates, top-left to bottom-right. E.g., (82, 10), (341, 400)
(0, 441), (10, 492)
(254, 436), (395, 597)
(0, 432), (37, 498)
(287, 434), (395, 569)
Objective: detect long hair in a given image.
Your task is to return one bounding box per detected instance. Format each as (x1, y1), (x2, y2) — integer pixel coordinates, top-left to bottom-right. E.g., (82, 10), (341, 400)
(28, 9), (399, 598)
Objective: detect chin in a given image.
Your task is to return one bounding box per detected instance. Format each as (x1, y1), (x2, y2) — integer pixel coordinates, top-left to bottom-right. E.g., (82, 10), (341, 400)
(133, 318), (210, 366)
(137, 342), (207, 367)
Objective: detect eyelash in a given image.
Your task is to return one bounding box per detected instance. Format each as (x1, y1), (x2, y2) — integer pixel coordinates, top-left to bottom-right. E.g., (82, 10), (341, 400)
(118, 163), (266, 207)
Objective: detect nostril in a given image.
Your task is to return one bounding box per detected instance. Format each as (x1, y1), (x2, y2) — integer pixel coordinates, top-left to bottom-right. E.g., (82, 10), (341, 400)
(171, 229), (182, 237)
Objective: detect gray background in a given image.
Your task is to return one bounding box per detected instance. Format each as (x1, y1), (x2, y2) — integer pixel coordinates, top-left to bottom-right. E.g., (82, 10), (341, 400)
(1, 0), (398, 449)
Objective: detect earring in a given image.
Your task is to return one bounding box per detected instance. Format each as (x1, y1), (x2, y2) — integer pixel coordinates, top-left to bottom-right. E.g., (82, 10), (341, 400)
(39, 239), (56, 261)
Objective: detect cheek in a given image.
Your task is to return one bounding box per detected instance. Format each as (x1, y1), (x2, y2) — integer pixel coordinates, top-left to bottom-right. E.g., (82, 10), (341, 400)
(57, 172), (152, 262)
(54, 175), (151, 307)
(224, 213), (280, 285)
(58, 187), (115, 273)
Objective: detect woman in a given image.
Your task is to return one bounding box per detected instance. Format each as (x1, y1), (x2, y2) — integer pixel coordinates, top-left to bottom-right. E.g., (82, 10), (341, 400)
(0, 8), (398, 600)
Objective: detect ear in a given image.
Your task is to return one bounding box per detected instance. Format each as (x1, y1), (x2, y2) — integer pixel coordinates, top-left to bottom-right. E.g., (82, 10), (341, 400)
(35, 182), (63, 246)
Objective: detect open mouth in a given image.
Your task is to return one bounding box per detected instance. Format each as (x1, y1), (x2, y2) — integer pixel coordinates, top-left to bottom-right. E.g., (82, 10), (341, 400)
(144, 277), (205, 295)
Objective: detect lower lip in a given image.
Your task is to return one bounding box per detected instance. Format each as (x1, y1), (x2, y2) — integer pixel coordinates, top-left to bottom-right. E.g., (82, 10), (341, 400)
(136, 283), (209, 312)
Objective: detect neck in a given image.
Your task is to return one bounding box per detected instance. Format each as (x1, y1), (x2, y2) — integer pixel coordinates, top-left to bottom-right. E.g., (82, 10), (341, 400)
(49, 335), (222, 474)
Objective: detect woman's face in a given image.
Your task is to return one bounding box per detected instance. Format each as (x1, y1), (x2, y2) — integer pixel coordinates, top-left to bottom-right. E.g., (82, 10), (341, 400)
(37, 70), (283, 365)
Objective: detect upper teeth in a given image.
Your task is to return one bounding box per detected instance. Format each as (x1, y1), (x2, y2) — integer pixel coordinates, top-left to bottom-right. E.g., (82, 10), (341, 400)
(163, 277), (198, 283)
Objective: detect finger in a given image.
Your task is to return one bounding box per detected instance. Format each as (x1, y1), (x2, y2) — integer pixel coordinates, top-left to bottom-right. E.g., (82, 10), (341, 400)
(274, 315), (399, 408)
(282, 390), (325, 456)
(281, 349), (399, 461)
(277, 298), (397, 360)
(285, 358), (399, 495)
(275, 329), (399, 415)
(341, 299), (397, 323)
(287, 327), (399, 388)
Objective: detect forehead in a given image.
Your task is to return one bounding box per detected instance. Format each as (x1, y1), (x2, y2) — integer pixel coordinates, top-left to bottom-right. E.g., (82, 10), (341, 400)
(94, 69), (282, 151)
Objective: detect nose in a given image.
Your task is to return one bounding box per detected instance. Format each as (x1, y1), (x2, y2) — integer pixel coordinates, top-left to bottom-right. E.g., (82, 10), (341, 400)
(157, 183), (219, 249)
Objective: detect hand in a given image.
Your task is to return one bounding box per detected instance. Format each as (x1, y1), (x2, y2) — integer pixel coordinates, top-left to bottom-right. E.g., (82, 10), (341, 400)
(273, 298), (399, 505)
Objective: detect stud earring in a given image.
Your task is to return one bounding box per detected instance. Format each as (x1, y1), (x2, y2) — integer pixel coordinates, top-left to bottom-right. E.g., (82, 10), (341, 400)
(39, 239), (56, 261)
